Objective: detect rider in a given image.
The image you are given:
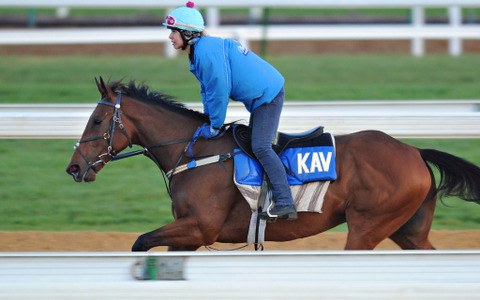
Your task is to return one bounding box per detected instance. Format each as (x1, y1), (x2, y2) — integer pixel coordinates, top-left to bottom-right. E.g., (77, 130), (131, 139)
(163, 2), (297, 221)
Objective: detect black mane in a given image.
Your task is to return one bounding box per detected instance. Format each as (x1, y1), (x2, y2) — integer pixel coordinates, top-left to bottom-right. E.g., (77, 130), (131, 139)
(108, 80), (209, 123)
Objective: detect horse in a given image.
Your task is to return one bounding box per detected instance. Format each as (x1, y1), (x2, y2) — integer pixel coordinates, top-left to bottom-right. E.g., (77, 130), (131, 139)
(66, 77), (480, 251)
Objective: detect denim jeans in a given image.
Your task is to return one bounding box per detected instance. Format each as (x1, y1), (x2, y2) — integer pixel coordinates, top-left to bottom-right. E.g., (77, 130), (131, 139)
(249, 87), (294, 206)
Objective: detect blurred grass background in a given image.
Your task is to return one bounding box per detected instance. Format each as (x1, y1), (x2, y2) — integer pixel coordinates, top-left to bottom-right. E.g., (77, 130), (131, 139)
(1, 54), (479, 232)
(1, 55), (479, 103)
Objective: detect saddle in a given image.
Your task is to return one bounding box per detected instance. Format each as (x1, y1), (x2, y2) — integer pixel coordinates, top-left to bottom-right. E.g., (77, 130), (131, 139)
(233, 124), (328, 159)
(232, 124), (336, 238)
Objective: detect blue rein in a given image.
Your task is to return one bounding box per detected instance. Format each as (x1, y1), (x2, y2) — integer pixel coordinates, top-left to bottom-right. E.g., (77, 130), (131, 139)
(75, 92), (229, 182)
(98, 92), (193, 162)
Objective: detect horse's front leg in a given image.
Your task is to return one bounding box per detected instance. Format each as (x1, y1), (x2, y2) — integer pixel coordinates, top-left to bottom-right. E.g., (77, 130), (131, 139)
(132, 216), (210, 252)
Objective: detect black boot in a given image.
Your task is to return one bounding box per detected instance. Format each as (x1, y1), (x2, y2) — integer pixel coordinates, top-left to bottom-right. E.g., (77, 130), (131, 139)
(259, 204), (297, 221)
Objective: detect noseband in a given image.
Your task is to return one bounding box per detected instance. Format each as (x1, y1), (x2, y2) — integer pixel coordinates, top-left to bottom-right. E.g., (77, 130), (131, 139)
(73, 92), (133, 178)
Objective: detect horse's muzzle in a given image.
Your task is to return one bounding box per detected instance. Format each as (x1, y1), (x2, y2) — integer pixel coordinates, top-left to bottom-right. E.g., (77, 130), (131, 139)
(66, 164), (84, 182)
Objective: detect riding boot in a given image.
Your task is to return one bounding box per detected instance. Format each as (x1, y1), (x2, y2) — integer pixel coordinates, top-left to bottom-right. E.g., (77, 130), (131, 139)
(259, 204), (297, 221)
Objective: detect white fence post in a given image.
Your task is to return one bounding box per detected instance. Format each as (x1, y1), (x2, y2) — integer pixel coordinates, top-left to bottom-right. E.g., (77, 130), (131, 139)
(249, 7), (263, 24)
(411, 6), (425, 57)
(56, 7), (69, 19)
(234, 28), (250, 50)
(448, 6), (463, 56)
(206, 7), (220, 29)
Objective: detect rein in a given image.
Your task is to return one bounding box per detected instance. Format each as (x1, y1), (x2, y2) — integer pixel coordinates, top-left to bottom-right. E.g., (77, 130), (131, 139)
(73, 92), (195, 184)
(74, 92), (234, 185)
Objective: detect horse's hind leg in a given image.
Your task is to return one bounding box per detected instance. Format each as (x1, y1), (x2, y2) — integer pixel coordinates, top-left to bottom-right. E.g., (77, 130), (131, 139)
(389, 187), (437, 250)
(344, 212), (402, 250)
(344, 189), (430, 250)
(343, 201), (415, 250)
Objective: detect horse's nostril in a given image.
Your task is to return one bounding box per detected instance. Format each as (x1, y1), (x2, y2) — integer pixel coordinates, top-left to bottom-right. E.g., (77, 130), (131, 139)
(67, 164), (79, 174)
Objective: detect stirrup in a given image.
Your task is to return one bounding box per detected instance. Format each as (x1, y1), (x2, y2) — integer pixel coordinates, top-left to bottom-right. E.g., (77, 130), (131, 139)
(260, 202), (278, 223)
(265, 201), (277, 218)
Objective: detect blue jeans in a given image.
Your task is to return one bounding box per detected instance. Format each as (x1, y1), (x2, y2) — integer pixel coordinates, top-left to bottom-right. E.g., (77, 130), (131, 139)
(249, 87), (294, 206)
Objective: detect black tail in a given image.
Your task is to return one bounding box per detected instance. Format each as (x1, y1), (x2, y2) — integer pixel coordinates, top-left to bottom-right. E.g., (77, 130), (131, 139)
(420, 149), (480, 204)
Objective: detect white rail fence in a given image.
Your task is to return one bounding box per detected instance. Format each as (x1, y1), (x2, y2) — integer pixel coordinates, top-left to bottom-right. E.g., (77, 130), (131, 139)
(1, 251), (479, 299)
(1, 0), (480, 56)
(1, 100), (479, 139)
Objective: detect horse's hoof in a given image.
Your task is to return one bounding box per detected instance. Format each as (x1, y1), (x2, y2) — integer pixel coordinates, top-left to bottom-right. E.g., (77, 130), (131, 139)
(132, 235), (147, 252)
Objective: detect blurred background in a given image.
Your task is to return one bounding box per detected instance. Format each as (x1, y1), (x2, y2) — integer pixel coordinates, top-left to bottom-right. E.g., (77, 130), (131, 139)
(0, 0), (479, 234)
(1, 1), (480, 56)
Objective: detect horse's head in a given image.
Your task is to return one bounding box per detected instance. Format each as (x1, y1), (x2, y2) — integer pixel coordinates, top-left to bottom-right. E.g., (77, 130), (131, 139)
(66, 77), (134, 182)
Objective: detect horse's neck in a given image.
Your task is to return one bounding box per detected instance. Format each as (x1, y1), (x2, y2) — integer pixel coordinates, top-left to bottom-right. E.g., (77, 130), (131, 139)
(127, 101), (200, 171)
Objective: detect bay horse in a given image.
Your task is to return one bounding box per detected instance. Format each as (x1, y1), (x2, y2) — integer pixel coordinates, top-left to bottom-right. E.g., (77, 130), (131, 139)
(66, 78), (480, 251)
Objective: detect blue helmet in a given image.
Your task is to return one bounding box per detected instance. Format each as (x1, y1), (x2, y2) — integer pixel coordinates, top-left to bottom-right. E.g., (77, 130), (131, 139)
(163, 2), (205, 33)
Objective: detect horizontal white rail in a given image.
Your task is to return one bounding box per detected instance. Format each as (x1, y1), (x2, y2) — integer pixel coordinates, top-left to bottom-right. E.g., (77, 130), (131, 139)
(0, 251), (479, 299)
(1, 24), (479, 56)
(1, 2), (479, 56)
(1, 100), (479, 139)
(2, 25), (479, 43)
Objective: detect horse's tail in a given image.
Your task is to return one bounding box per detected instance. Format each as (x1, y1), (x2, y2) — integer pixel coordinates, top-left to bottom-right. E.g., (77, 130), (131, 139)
(420, 148), (480, 204)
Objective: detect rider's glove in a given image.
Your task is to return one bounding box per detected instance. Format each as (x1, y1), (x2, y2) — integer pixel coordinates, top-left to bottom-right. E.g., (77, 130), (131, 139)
(197, 123), (220, 139)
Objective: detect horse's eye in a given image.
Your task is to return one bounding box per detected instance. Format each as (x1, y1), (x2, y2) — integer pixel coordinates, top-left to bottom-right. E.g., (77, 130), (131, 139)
(94, 119), (102, 125)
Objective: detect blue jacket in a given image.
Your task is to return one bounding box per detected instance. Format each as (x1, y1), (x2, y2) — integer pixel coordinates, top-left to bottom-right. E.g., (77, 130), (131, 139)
(189, 36), (285, 129)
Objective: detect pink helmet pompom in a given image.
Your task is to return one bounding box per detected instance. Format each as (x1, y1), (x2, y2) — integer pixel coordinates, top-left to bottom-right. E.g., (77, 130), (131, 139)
(186, 1), (195, 8)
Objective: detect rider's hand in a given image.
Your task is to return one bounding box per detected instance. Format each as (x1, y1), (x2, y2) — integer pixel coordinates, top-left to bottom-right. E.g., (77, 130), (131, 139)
(197, 123), (220, 139)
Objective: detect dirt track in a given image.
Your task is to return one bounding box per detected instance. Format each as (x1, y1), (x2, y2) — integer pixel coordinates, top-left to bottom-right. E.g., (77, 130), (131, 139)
(1, 230), (479, 252)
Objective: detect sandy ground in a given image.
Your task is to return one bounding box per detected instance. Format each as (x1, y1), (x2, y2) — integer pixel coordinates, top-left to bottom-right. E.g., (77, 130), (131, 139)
(1, 230), (479, 252)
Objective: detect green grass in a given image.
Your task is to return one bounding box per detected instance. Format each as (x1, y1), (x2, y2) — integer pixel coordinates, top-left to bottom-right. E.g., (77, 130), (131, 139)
(1, 54), (479, 232)
(0, 138), (479, 232)
(0, 140), (173, 232)
(0, 140), (480, 232)
(1, 55), (479, 103)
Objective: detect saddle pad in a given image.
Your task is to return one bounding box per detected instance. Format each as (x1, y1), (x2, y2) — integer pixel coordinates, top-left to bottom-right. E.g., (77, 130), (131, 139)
(234, 143), (337, 186)
(234, 174), (330, 213)
(281, 146), (337, 185)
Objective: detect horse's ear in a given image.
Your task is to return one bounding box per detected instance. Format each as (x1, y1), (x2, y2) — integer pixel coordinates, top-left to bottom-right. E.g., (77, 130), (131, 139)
(96, 76), (116, 100)
(95, 77), (104, 95)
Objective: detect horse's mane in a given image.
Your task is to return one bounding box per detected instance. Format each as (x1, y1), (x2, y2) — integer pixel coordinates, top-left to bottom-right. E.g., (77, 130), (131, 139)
(109, 80), (210, 123)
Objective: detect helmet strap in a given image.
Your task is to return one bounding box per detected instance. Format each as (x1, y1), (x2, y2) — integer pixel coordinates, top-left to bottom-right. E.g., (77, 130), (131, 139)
(188, 37), (199, 45)
(179, 31), (189, 50)
(178, 29), (201, 50)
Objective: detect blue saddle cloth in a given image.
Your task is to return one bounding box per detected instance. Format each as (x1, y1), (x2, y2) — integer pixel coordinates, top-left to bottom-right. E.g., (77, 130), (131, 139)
(234, 133), (337, 186)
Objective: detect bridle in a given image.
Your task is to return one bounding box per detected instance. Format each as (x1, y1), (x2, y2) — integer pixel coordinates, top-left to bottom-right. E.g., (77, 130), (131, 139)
(73, 92), (133, 179)
(73, 92), (194, 182)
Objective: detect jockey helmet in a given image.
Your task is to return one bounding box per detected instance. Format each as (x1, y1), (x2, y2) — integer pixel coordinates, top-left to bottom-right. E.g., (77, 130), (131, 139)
(163, 2), (205, 33)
